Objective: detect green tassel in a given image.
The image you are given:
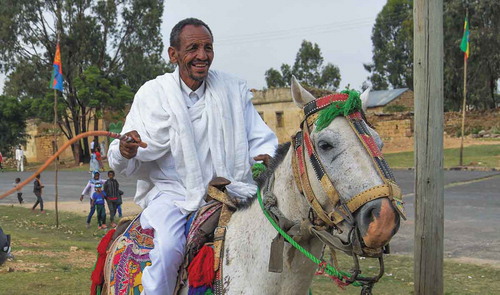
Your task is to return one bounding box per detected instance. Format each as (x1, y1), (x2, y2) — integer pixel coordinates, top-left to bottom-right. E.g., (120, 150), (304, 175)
(205, 288), (214, 295)
(252, 163), (267, 179)
(315, 90), (362, 132)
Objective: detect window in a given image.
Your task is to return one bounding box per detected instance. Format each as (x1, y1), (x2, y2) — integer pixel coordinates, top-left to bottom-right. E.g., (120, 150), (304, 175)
(276, 111), (284, 128)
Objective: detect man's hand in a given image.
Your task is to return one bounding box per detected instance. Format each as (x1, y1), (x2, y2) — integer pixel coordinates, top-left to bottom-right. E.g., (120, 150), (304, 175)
(253, 154), (272, 167)
(120, 130), (142, 159)
(80, 195), (84, 202)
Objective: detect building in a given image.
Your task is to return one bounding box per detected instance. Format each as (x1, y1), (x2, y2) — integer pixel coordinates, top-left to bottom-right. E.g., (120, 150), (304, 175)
(252, 88), (415, 146)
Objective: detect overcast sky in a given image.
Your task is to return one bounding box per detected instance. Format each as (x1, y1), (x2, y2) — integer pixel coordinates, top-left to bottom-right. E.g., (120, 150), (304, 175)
(0, 0), (386, 93)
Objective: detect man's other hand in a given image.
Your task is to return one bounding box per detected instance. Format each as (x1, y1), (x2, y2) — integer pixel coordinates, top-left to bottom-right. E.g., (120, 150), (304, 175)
(253, 154), (272, 167)
(120, 130), (142, 159)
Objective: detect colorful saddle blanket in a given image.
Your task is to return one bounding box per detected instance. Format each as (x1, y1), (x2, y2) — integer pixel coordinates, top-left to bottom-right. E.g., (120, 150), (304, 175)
(104, 200), (223, 295)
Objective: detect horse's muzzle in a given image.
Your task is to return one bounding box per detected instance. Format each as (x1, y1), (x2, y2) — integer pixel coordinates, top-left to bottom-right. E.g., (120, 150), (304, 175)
(355, 198), (400, 250)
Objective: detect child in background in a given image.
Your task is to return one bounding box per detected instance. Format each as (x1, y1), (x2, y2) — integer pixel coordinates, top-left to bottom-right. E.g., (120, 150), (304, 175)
(89, 149), (100, 173)
(91, 183), (107, 229)
(32, 174), (44, 213)
(0, 152), (4, 172)
(103, 170), (122, 227)
(95, 147), (104, 171)
(80, 171), (105, 228)
(13, 178), (23, 204)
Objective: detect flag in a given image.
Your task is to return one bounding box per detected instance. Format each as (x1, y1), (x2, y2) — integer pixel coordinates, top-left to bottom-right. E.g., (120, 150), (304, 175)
(460, 17), (470, 59)
(51, 43), (63, 91)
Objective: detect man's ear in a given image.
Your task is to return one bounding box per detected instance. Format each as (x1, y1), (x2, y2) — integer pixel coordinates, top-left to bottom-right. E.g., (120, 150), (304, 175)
(168, 46), (178, 64)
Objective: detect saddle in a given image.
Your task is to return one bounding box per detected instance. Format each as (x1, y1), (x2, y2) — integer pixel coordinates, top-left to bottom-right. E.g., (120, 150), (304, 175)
(96, 177), (236, 295)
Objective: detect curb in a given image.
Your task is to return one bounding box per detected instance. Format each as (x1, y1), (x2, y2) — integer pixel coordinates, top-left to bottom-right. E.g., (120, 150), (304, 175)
(393, 167), (499, 172)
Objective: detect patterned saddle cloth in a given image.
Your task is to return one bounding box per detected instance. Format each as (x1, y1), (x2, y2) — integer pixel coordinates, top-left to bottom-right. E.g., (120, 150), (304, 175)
(104, 200), (224, 295)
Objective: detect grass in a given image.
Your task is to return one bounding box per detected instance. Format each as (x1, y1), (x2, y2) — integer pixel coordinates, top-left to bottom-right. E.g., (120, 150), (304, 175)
(2, 206), (500, 294)
(384, 144), (500, 168)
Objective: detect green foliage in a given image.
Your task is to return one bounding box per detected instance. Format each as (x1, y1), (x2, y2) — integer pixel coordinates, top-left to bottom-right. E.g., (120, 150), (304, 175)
(384, 144), (500, 168)
(366, 0), (500, 110)
(383, 104), (409, 113)
(0, 95), (28, 156)
(364, 0), (413, 90)
(265, 40), (341, 90)
(0, 0), (170, 162)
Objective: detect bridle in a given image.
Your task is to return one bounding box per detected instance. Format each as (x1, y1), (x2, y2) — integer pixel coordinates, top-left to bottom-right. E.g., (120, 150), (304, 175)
(278, 91), (407, 292)
(290, 91), (406, 252)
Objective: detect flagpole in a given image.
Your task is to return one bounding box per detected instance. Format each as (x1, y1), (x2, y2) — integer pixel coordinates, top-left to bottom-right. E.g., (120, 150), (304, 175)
(54, 33), (61, 228)
(459, 9), (468, 166)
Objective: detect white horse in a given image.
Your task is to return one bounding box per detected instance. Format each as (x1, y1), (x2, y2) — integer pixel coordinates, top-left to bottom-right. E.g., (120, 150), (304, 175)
(102, 78), (402, 295)
(203, 79), (401, 294)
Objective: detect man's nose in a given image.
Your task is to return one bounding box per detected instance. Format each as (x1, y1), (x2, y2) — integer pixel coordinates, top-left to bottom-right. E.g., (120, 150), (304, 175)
(195, 48), (208, 60)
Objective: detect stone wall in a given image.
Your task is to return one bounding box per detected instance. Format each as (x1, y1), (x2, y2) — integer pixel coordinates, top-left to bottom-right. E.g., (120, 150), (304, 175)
(24, 117), (106, 164)
(252, 88), (416, 144)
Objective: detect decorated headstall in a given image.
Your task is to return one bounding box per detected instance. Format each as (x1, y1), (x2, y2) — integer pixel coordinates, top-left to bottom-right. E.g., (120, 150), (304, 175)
(291, 90), (406, 229)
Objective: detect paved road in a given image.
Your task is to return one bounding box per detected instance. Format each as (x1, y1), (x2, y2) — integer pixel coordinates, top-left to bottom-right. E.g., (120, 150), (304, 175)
(0, 170), (137, 204)
(1, 169), (499, 263)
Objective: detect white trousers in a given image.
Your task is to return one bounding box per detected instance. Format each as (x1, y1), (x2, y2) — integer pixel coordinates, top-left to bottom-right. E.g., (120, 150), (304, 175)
(140, 192), (187, 295)
(17, 160), (24, 172)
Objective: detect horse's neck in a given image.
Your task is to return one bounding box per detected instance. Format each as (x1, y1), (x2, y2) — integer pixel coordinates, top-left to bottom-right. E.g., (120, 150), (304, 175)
(222, 149), (324, 295)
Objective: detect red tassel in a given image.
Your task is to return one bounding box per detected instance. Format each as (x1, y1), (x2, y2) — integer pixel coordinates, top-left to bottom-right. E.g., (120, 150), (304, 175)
(90, 229), (116, 295)
(188, 245), (215, 288)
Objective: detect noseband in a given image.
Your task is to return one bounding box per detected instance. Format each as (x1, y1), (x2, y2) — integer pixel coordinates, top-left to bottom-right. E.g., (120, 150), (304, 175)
(290, 91), (406, 253)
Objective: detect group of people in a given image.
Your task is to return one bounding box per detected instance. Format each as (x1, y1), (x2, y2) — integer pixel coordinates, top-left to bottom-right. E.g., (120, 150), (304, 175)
(80, 170), (123, 229)
(11, 174), (45, 212)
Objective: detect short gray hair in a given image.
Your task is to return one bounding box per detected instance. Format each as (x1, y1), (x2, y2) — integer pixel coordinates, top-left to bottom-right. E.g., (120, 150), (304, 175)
(170, 18), (213, 49)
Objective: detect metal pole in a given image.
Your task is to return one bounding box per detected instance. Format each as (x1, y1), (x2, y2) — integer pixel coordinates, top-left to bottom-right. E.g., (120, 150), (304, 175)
(413, 0), (444, 293)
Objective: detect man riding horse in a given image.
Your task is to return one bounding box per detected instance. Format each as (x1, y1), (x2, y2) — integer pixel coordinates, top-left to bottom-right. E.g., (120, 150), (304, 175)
(107, 18), (278, 295)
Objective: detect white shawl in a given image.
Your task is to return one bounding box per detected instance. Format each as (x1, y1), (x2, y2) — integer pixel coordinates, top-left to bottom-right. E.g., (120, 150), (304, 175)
(121, 70), (257, 211)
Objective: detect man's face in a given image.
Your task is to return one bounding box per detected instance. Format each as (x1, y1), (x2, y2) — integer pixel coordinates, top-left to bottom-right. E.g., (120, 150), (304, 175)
(108, 172), (114, 179)
(168, 25), (214, 90)
(94, 173), (100, 180)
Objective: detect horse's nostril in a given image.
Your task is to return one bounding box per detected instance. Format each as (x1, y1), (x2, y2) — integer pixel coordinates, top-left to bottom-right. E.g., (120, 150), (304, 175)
(357, 198), (400, 248)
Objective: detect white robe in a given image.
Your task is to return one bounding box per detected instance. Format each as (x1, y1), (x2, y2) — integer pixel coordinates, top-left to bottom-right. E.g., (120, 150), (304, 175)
(108, 68), (277, 213)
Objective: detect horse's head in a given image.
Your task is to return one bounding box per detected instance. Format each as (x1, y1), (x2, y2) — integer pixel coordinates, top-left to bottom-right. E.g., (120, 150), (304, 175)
(290, 77), (405, 257)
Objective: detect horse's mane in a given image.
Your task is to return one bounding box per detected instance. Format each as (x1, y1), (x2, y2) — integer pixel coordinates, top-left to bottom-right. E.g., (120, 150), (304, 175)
(255, 142), (292, 188)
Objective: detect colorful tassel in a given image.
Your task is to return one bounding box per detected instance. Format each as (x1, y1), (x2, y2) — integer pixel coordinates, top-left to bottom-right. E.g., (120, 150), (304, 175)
(90, 228), (116, 295)
(188, 245), (215, 288)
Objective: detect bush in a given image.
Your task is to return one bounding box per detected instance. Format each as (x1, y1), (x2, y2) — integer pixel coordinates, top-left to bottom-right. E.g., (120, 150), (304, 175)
(383, 104), (408, 113)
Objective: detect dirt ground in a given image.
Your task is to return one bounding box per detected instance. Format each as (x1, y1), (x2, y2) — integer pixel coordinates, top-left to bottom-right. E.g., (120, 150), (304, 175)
(13, 200), (143, 216)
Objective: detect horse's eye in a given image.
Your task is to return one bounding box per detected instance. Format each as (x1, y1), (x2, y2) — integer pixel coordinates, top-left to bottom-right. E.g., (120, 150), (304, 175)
(318, 140), (333, 151)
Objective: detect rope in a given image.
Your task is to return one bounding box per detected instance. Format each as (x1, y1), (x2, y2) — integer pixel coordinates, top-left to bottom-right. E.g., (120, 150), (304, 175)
(0, 130), (147, 200)
(256, 188), (362, 287)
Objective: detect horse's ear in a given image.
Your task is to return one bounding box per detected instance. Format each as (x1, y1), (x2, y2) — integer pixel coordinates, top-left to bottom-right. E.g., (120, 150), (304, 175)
(291, 76), (316, 108)
(360, 87), (371, 112)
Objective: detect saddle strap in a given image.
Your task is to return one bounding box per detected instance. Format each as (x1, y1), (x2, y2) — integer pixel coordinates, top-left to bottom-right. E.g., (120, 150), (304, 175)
(213, 202), (234, 294)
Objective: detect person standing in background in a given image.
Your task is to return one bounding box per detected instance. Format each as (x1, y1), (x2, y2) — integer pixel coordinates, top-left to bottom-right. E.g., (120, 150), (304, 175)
(103, 170), (122, 227)
(80, 171), (105, 228)
(0, 152), (4, 172)
(32, 174), (44, 213)
(15, 146), (24, 172)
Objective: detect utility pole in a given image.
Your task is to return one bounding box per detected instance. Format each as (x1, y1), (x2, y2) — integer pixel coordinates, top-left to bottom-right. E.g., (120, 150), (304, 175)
(413, 0), (444, 294)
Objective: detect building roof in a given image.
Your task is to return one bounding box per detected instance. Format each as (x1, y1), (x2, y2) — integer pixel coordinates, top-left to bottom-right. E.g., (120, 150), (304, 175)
(367, 88), (409, 108)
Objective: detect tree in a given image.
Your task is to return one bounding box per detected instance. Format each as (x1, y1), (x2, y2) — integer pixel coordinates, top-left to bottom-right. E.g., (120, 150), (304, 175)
(366, 0), (500, 110)
(0, 0), (171, 163)
(0, 95), (28, 156)
(364, 0), (413, 90)
(265, 40), (341, 90)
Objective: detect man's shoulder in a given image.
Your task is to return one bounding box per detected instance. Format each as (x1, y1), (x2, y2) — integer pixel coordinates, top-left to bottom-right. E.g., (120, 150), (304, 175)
(209, 70), (245, 86)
